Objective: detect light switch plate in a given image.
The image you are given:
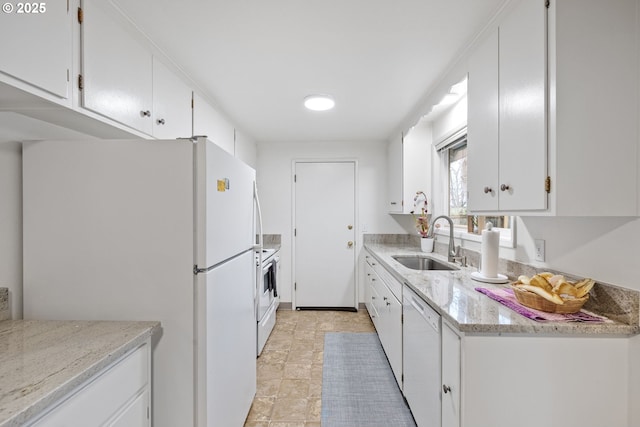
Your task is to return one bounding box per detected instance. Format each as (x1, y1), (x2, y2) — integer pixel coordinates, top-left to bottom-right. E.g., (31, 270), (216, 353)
(534, 239), (545, 262)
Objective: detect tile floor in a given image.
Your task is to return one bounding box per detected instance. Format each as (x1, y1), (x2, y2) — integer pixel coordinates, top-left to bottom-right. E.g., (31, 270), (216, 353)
(244, 309), (376, 427)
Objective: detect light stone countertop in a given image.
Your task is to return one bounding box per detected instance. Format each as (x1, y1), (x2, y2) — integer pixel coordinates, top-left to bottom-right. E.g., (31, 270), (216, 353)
(0, 320), (160, 427)
(364, 242), (639, 336)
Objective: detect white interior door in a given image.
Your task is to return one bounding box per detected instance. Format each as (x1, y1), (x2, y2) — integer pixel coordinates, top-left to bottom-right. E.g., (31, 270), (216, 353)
(294, 161), (356, 309)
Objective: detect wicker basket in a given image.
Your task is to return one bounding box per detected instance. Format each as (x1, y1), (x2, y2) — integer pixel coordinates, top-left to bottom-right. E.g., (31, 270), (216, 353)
(511, 285), (588, 314)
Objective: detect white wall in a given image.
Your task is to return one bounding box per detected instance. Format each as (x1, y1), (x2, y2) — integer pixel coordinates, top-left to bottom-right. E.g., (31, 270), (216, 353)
(256, 140), (407, 304)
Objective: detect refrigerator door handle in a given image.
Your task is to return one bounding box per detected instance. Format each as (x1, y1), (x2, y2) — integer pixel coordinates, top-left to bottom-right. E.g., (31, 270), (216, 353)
(254, 180), (264, 253)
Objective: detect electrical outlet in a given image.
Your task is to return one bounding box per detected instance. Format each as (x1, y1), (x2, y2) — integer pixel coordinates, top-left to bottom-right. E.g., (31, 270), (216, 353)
(534, 239), (545, 262)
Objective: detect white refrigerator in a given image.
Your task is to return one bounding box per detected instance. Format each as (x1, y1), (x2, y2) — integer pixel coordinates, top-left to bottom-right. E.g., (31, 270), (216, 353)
(22, 137), (258, 427)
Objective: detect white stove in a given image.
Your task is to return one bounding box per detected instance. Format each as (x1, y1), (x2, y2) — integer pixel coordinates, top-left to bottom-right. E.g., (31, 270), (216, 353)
(256, 248), (279, 355)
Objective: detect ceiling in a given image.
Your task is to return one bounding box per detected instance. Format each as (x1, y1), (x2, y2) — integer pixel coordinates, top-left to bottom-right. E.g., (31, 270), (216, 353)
(112, 0), (505, 143)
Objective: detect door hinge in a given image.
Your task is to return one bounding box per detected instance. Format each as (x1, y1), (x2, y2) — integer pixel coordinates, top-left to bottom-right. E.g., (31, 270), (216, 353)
(77, 7), (83, 24)
(545, 176), (551, 193)
(78, 74), (83, 91)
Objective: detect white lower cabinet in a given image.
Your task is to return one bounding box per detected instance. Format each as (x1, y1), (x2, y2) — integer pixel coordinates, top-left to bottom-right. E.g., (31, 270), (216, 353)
(29, 342), (151, 427)
(363, 252), (402, 387)
(441, 323), (461, 427)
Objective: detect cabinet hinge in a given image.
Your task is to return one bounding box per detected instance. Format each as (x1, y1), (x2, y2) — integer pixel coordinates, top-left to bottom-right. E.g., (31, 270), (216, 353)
(67, 69), (70, 82)
(545, 176), (551, 193)
(78, 74), (83, 91)
(77, 7), (83, 24)
(294, 282), (297, 291)
(191, 98), (194, 109)
(147, 406), (150, 419)
(294, 228), (297, 237)
(545, 0), (550, 8)
(294, 174), (297, 183)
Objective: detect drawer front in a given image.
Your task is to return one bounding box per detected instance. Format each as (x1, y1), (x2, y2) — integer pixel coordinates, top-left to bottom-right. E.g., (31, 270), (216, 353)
(30, 342), (150, 426)
(371, 260), (402, 301)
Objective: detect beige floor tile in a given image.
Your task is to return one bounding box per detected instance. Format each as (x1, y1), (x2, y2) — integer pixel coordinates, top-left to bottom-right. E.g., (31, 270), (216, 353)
(283, 363), (311, 379)
(271, 398), (308, 422)
(258, 350), (289, 364)
(290, 340), (315, 351)
(306, 398), (322, 422)
(287, 350), (314, 364)
(270, 423), (306, 427)
(245, 397), (275, 422)
(257, 362), (285, 381)
(308, 379), (322, 398)
(278, 379), (310, 398)
(304, 423), (321, 427)
(256, 378), (281, 397)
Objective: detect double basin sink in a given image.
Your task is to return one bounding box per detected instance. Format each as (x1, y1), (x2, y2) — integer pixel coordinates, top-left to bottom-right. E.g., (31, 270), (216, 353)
(392, 255), (458, 271)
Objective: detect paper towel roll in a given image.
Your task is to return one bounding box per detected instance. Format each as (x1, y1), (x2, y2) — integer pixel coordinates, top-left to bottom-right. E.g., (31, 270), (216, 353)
(480, 222), (500, 278)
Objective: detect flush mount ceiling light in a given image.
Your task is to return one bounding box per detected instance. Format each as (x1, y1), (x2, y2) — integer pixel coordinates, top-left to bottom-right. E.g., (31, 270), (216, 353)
(303, 94), (335, 111)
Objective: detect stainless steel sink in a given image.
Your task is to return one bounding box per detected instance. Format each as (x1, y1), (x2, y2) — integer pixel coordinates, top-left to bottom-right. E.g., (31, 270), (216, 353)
(392, 255), (458, 271)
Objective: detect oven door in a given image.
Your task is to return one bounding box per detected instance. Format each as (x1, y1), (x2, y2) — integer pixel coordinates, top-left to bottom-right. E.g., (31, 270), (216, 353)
(257, 260), (274, 322)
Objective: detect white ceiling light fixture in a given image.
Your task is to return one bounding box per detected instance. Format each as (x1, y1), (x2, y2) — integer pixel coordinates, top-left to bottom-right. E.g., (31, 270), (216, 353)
(304, 94), (335, 111)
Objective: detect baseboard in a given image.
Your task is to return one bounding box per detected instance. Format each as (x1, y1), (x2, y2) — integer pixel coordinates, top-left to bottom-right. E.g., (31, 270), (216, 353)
(276, 302), (366, 311)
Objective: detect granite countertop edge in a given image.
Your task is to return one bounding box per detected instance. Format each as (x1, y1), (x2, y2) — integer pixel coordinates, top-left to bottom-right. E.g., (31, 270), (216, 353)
(364, 242), (640, 337)
(0, 320), (160, 427)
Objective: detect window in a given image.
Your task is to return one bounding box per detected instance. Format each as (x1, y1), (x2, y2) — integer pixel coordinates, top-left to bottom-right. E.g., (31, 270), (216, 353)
(434, 129), (515, 247)
(448, 143), (467, 227)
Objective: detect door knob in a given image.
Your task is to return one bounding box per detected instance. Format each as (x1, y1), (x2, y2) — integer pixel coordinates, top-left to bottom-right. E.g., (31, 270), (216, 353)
(443, 384), (451, 394)
(347, 241), (353, 248)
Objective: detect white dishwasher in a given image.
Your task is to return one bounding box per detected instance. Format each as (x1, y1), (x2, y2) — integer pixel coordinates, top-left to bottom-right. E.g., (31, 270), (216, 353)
(402, 284), (441, 427)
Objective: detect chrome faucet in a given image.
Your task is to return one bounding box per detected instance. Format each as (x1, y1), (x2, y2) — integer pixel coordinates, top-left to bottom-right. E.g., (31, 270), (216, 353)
(427, 215), (465, 265)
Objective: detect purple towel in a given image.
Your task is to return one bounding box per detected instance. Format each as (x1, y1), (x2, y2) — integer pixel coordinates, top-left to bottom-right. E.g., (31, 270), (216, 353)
(475, 287), (608, 323)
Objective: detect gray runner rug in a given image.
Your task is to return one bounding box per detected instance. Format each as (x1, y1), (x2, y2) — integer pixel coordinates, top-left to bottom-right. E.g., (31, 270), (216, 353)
(321, 332), (416, 427)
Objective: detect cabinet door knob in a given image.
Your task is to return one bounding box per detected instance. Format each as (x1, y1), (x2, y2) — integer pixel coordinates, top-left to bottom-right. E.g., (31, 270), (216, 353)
(156, 118), (166, 125)
(347, 225), (353, 230)
(500, 184), (510, 192)
(347, 241), (353, 248)
(484, 186), (492, 194)
(141, 110), (151, 117)
(443, 384), (451, 394)
(386, 301), (391, 306)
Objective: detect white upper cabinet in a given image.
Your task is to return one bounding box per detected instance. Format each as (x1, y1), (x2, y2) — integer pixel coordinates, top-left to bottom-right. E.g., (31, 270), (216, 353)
(498, 0), (547, 212)
(81, 0), (153, 135)
(468, 0), (546, 214)
(468, 0), (639, 216)
(387, 119), (432, 214)
(467, 29), (499, 212)
(193, 93), (235, 155)
(387, 133), (403, 213)
(152, 58), (192, 139)
(0, 1), (72, 102)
